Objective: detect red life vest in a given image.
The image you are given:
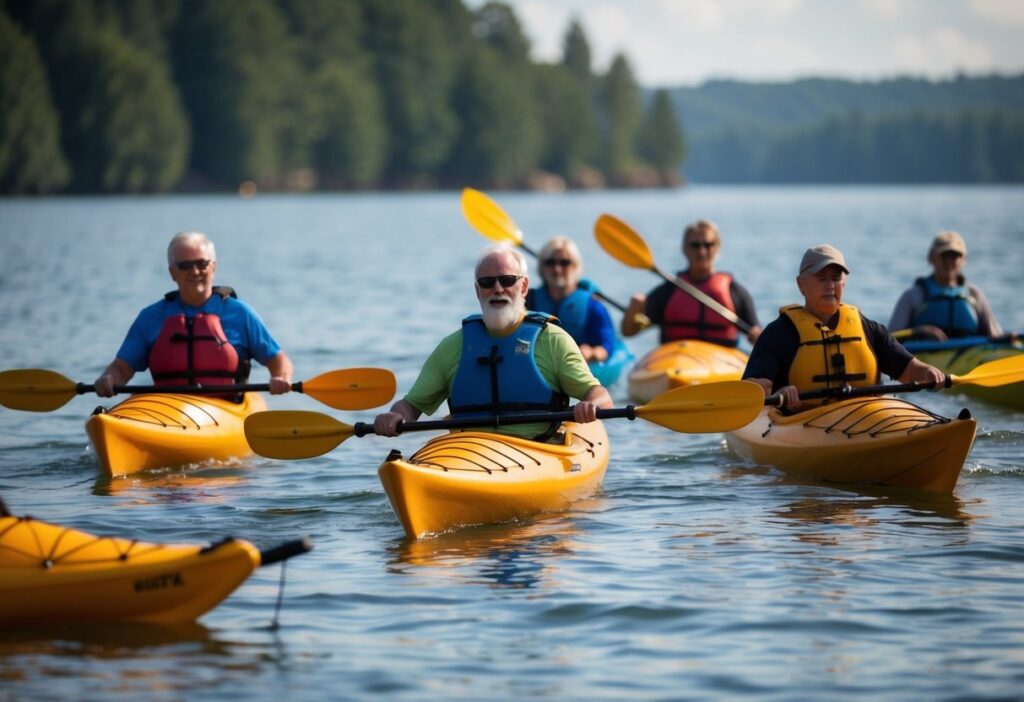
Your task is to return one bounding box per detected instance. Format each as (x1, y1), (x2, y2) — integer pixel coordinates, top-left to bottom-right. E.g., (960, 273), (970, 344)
(148, 313), (241, 387)
(662, 272), (738, 344)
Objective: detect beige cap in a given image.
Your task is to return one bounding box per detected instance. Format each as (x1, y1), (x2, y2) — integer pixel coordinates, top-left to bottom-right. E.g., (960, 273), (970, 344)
(929, 230), (967, 256)
(799, 244), (849, 275)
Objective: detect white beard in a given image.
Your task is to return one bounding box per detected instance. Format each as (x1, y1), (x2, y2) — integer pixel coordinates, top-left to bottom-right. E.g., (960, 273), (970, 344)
(481, 295), (524, 331)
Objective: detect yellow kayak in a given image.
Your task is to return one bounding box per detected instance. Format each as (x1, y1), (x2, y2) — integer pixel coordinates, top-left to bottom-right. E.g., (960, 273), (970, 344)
(378, 421), (610, 539)
(0, 514), (310, 626)
(627, 339), (748, 403)
(904, 337), (1023, 410)
(726, 397), (977, 493)
(85, 392), (267, 476)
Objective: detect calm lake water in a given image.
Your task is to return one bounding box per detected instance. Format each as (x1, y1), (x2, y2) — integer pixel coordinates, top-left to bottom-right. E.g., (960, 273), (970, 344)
(1, 186), (1023, 701)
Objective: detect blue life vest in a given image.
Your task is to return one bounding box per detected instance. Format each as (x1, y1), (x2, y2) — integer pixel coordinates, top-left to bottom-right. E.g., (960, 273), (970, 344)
(527, 287), (590, 340)
(910, 276), (979, 337)
(448, 313), (568, 428)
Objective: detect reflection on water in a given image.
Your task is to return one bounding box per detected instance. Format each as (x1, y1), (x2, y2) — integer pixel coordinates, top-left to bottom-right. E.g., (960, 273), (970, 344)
(388, 508), (593, 590)
(93, 466), (248, 501)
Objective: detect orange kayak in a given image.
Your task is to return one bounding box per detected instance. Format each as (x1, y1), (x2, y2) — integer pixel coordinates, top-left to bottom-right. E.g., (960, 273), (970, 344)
(628, 340), (748, 403)
(85, 392), (267, 476)
(378, 421), (609, 539)
(726, 396), (977, 493)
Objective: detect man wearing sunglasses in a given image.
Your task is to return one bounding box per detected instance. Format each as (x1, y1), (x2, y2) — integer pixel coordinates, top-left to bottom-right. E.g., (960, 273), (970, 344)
(94, 231), (293, 398)
(621, 219), (761, 346)
(888, 230), (1004, 341)
(374, 246), (612, 440)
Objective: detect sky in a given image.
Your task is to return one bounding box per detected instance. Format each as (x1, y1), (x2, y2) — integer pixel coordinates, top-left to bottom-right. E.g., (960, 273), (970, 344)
(465, 0), (1024, 87)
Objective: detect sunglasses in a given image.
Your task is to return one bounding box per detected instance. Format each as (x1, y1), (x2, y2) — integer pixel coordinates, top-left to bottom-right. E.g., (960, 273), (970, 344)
(544, 258), (574, 268)
(476, 275), (522, 289)
(688, 241), (715, 250)
(174, 259), (212, 272)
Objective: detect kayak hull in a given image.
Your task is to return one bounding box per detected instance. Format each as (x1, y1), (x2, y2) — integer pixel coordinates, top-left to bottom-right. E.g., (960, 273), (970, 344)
(589, 338), (634, 387)
(726, 397), (977, 493)
(0, 516), (260, 626)
(905, 338), (1023, 410)
(85, 392), (267, 476)
(628, 339), (748, 403)
(378, 421), (610, 539)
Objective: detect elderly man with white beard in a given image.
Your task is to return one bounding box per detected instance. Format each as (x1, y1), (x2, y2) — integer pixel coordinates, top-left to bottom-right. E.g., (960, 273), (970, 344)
(374, 246), (613, 440)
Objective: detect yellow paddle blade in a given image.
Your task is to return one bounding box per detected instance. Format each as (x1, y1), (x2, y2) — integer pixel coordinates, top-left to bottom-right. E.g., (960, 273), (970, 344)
(302, 368), (396, 410)
(594, 213), (656, 270)
(952, 354), (1024, 388)
(0, 369), (78, 412)
(636, 380), (764, 433)
(244, 411), (355, 459)
(461, 187), (523, 245)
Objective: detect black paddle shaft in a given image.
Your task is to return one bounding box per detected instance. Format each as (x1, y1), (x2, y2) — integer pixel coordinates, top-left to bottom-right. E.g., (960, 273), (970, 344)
(765, 377), (952, 406)
(351, 406), (638, 437)
(76, 381), (306, 396)
(259, 537), (314, 566)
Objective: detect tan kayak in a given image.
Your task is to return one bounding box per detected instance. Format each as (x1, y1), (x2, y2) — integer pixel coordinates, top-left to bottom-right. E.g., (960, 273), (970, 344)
(726, 396), (977, 493)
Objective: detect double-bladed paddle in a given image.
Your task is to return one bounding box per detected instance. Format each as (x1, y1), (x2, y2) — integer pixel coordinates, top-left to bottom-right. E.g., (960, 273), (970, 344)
(593, 212), (754, 334)
(460, 187), (640, 319)
(244, 380), (766, 460)
(764, 354), (1023, 405)
(0, 367), (397, 412)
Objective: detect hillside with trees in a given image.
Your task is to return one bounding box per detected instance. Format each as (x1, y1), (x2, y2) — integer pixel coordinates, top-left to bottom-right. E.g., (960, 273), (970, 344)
(669, 75), (1024, 183)
(0, 0), (683, 194)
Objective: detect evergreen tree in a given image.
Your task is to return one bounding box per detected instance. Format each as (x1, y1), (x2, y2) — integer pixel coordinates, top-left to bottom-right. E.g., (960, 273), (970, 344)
(361, 0), (458, 185)
(0, 8), (70, 193)
(446, 44), (541, 186)
(173, 0), (300, 186)
(562, 18), (592, 84)
(599, 53), (642, 178)
(60, 27), (189, 192)
(313, 62), (387, 188)
(533, 64), (596, 177)
(639, 89), (685, 171)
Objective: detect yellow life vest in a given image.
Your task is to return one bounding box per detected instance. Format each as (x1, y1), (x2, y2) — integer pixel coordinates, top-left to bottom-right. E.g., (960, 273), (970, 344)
(782, 303), (879, 405)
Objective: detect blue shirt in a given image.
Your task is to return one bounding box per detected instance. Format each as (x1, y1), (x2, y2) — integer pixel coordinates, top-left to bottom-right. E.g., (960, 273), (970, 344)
(116, 293), (283, 372)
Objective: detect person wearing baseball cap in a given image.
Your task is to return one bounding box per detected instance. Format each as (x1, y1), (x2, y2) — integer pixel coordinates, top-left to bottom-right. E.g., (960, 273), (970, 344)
(742, 244), (945, 411)
(888, 231), (1004, 341)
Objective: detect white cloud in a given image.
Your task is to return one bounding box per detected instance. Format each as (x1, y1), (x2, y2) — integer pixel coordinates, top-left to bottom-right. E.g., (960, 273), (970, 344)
(968, 0), (1024, 27)
(893, 27), (994, 77)
(859, 0), (911, 20)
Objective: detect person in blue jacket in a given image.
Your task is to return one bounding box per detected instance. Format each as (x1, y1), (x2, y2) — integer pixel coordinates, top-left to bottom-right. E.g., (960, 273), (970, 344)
(93, 231), (294, 398)
(888, 231), (1004, 341)
(525, 237), (616, 364)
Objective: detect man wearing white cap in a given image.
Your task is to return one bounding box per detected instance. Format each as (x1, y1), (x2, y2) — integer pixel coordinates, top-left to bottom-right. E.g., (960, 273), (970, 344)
(888, 231), (1004, 341)
(744, 244), (945, 411)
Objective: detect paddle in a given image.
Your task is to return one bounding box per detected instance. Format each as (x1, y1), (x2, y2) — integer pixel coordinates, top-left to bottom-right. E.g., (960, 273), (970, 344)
(0, 367), (397, 413)
(244, 380), (766, 460)
(593, 212), (754, 334)
(764, 354), (1024, 405)
(460, 187), (638, 318)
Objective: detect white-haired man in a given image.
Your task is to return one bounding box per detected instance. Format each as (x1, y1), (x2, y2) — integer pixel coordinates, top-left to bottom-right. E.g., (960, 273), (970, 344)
(374, 246), (612, 440)
(94, 231), (293, 398)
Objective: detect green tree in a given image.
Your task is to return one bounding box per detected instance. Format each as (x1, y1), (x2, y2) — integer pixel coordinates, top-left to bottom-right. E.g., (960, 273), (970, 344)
(361, 0), (459, 184)
(446, 45), (541, 185)
(562, 18), (592, 83)
(0, 8), (70, 193)
(599, 53), (643, 177)
(60, 27), (189, 192)
(173, 0), (300, 186)
(639, 89), (685, 171)
(533, 64), (596, 177)
(313, 62), (387, 188)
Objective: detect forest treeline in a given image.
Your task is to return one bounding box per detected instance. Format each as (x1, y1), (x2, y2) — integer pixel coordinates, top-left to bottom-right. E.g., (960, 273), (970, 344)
(672, 75), (1024, 183)
(0, 0), (684, 194)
